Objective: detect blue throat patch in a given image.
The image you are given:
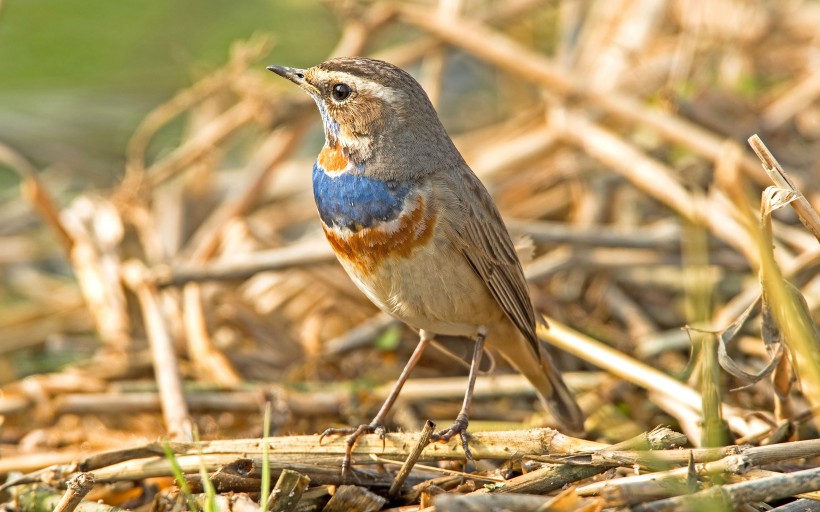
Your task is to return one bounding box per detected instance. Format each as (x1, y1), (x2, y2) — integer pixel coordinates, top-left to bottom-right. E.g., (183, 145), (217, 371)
(313, 163), (412, 231)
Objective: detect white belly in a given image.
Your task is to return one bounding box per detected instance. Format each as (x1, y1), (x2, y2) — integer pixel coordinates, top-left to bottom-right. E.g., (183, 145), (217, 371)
(337, 234), (504, 337)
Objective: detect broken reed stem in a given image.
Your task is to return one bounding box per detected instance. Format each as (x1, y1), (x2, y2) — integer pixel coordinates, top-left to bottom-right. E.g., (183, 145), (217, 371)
(1, 142), (74, 254)
(53, 473), (95, 512)
(121, 260), (192, 442)
(748, 134), (820, 242)
(389, 419), (436, 499)
(267, 469), (310, 512)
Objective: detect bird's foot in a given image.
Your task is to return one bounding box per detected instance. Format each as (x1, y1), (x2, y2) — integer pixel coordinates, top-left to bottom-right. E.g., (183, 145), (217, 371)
(319, 423), (386, 475)
(431, 414), (473, 460)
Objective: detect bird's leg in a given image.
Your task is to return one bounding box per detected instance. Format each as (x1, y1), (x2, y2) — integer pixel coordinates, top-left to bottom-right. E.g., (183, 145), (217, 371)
(320, 330), (433, 474)
(431, 327), (486, 460)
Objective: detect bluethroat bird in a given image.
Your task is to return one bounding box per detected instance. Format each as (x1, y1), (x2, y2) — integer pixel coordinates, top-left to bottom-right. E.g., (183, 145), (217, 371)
(268, 57), (584, 472)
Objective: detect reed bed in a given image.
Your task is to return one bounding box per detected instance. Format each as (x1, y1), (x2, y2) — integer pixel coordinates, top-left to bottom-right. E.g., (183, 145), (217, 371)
(1, 1), (819, 510)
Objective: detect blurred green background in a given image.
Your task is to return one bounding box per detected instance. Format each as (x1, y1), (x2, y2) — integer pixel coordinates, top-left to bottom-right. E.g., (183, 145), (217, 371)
(0, 0), (339, 185)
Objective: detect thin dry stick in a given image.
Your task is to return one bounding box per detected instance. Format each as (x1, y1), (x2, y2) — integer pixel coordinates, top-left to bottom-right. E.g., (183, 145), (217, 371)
(748, 134), (820, 242)
(322, 485), (386, 512)
(61, 198), (131, 348)
(125, 34), (274, 177)
(323, 312), (398, 356)
(121, 260), (191, 441)
(770, 499), (820, 512)
(389, 419), (436, 499)
(47, 373), (599, 420)
(370, 454), (502, 483)
(506, 218), (682, 250)
(732, 469), (820, 503)
(53, 473), (95, 512)
(538, 320), (772, 440)
(0, 143), (74, 253)
(152, 237), (335, 287)
(182, 283), (242, 386)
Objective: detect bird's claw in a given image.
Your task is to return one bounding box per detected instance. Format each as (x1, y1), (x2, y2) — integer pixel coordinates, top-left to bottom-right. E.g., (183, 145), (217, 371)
(319, 423), (385, 475)
(431, 416), (473, 460)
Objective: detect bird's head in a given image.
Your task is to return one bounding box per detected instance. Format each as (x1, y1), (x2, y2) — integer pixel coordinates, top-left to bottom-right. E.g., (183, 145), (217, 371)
(268, 57), (460, 177)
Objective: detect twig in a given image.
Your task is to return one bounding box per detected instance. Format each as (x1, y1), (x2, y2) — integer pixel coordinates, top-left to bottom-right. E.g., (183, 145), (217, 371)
(121, 260), (192, 441)
(0, 142), (73, 253)
(151, 237), (335, 287)
(125, 72), (230, 177)
(369, 454), (502, 483)
(143, 100), (258, 189)
(322, 312), (399, 356)
(769, 498), (820, 512)
(182, 283), (242, 386)
(389, 419), (436, 499)
(506, 218), (682, 249)
(53, 473), (95, 512)
(0, 429), (610, 490)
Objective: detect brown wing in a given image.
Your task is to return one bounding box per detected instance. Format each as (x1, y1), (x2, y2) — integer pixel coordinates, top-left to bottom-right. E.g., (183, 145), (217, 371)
(441, 167), (541, 353)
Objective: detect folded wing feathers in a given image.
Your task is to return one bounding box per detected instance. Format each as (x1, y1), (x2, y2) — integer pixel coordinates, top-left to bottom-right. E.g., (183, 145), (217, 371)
(457, 175), (540, 353)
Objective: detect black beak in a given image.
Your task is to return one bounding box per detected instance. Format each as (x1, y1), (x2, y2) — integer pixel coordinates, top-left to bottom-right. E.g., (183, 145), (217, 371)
(266, 65), (308, 86)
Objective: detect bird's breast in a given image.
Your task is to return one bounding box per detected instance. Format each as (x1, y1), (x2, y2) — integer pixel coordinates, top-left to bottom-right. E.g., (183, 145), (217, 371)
(312, 151), (437, 275)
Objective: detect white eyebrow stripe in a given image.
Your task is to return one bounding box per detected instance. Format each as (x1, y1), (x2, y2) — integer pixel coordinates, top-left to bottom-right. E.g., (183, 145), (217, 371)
(318, 70), (407, 103)
(354, 78), (406, 103)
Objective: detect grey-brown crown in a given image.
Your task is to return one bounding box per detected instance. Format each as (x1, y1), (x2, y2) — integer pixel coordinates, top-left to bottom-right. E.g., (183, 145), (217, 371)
(317, 57), (424, 92)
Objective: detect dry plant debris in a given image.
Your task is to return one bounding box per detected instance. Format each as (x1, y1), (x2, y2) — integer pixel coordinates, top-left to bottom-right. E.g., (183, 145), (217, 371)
(1, 1), (819, 511)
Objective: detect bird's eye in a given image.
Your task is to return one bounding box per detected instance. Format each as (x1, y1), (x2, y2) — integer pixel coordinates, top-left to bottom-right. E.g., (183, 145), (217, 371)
(331, 83), (352, 102)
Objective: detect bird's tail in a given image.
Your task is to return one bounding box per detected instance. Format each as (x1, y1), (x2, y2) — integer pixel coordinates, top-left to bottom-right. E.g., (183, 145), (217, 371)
(492, 329), (585, 435)
(533, 349), (585, 436)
